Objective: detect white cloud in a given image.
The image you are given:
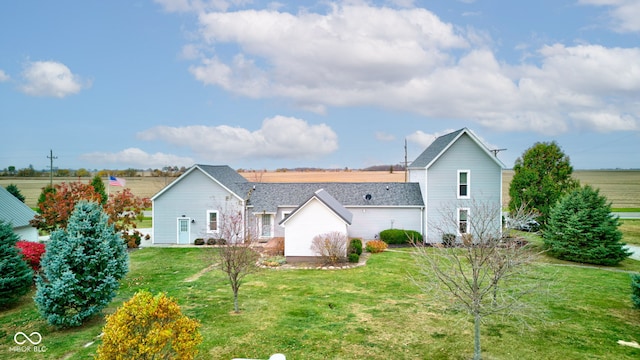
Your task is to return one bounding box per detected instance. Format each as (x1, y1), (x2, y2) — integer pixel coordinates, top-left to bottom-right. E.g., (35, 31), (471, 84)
(579, 0), (640, 33)
(375, 131), (396, 142)
(177, 3), (640, 135)
(137, 116), (339, 162)
(20, 61), (89, 98)
(80, 148), (194, 168)
(406, 129), (456, 148)
(0, 70), (9, 82)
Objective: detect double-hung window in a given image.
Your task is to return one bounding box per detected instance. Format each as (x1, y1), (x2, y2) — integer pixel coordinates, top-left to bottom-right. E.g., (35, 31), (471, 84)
(457, 170), (470, 199)
(458, 208), (470, 234)
(206, 210), (219, 233)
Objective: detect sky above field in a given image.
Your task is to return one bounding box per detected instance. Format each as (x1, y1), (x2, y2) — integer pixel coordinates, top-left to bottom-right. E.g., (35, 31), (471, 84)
(1, 0), (639, 171)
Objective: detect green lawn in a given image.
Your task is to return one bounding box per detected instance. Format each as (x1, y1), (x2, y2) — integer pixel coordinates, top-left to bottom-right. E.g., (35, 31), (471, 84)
(621, 219), (640, 246)
(1, 247), (639, 359)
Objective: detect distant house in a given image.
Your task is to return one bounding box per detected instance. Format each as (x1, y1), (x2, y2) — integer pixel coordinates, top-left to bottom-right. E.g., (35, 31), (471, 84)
(0, 186), (38, 242)
(151, 128), (504, 260)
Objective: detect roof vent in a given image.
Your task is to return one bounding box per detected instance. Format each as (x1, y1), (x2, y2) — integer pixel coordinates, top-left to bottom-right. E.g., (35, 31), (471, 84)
(364, 194), (372, 201)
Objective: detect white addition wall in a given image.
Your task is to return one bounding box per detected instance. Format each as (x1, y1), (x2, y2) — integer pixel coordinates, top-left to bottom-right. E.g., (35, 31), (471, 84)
(284, 198), (349, 258)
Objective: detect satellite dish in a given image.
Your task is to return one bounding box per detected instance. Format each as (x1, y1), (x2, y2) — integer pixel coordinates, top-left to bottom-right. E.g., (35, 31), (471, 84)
(364, 194), (372, 201)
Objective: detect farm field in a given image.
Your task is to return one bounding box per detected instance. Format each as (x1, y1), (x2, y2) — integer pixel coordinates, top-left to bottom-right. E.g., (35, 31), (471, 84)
(1, 169), (639, 209)
(1, 247), (639, 359)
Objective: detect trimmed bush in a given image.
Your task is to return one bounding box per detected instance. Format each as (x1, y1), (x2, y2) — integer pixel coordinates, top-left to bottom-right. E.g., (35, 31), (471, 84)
(206, 238), (216, 245)
(194, 238), (205, 245)
(379, 229), (422, 244)
(0, 221), (33, 307)
(632, 274), (640, 309)
(348, 253), (360, 263)
(96, 290), (202, 360)
(365, 240), (388, 253)
(349, 238), (363, 256)
(16, 241), (46, 272)
(442, 233), (456, 247)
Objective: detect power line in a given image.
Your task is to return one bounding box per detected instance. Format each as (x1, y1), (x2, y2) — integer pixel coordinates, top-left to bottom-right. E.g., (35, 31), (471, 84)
(47, 149), (58, 188)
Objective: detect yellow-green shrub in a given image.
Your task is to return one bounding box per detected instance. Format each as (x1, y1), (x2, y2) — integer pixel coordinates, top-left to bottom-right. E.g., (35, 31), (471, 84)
(96, 290), (202, 360)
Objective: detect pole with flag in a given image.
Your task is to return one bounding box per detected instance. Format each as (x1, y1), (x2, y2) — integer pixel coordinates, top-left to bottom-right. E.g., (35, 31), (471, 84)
(108, 175), (126, 198)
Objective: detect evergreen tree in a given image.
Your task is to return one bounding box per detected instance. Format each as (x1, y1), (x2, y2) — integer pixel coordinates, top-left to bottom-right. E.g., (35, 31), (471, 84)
(508, 141), (578, 226)
(35, 201), (128, 327)
(0, 221), (33, 307)
(91, 175), (108, 205)
(5, 184), (26, 203)
(544, 185), (630, 266)
(36, 185), (56, 214)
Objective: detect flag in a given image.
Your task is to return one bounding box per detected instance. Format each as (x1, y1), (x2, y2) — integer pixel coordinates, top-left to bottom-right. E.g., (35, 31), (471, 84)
(109, 176), (126, 187)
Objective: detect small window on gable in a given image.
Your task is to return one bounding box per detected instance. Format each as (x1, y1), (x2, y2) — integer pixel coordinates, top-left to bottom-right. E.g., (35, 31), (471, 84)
(458, 208), (469, 234)
(458, 170), (470, 199)
(282, 211), (291, 220)
(207, 210), (218, 232)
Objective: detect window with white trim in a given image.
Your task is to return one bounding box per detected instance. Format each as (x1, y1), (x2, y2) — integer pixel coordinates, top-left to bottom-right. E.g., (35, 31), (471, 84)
(458, 208), (470, 234)
(282, 211), (291, 221)
(457, 170), (470, 199)
(206, 210), (219, 232)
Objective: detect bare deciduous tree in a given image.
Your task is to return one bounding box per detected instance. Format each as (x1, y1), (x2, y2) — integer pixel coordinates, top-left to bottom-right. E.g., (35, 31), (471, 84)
(411, 200), (544, 360)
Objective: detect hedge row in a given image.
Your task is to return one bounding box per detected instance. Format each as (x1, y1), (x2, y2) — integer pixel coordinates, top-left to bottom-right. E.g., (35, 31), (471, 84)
(379, 229), (422, 244)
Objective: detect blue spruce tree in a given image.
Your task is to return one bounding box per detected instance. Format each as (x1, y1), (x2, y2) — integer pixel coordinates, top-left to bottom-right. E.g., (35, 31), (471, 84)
(35, 201), (128, 327)
(0, 221), (33, 307)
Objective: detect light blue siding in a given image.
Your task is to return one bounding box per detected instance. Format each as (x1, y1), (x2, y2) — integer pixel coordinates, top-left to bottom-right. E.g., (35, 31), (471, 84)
(425, 133), (502, 242)
(153, 169), (242, 244)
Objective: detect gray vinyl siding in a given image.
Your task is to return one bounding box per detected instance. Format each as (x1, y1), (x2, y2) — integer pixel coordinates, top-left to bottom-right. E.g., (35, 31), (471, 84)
(153, 169), (242, 244)
(425, 133), (502, 242)
(346, 207), (423, 240)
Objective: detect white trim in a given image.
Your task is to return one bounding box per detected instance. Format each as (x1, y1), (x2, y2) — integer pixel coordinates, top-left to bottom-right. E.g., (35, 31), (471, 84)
(457, 207), (470, 235)
(206, 209), (220, 233)
(457, 170), (471, 199)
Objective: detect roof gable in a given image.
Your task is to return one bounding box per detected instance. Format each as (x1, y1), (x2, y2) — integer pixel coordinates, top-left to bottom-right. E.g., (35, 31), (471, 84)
(409, 128), (505, 169)
(280, 189), (352, 226)
(0, 186), (36, 228)
(152, 164), (248, 201)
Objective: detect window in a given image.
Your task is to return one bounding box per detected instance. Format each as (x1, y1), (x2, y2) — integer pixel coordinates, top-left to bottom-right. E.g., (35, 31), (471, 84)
(206, 210), (218, 232)
(261, 214), (272, 237)
(458, 170), (470, 198)
(458, 208), (469, 234)
(282, 211), (291, 221)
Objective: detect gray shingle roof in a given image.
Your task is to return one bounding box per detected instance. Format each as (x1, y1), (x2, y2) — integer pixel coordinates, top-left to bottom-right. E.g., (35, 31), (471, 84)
(409, 128), (465, 168)
(241, 182), (424, 213)
(282, 189), (353, 225)
(0, 186), (36, 228)
(196, 165), (248, 195)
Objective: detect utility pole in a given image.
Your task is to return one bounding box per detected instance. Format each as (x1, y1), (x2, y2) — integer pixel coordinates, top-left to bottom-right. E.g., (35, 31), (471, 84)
(47, 149), (57, 188)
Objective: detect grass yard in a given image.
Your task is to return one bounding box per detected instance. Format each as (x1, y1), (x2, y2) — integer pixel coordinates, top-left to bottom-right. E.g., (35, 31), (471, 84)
(1, 247), (639, 359)
(621, 219), (640, 246)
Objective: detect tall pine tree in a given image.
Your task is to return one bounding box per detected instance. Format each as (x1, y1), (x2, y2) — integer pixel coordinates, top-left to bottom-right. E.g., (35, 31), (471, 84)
(544, 185), (630, 265)
(35, 201), (128, 327)
(0, 221), (33, 307)
(90, 175), (108, 205)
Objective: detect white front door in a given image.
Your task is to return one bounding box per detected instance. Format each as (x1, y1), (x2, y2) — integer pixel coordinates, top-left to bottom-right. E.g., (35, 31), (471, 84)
(178, 218), (190, 244)
(261, 214), (272, 237)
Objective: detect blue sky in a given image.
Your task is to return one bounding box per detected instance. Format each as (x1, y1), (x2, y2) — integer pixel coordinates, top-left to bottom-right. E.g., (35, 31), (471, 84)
(0, 0), (638, 171)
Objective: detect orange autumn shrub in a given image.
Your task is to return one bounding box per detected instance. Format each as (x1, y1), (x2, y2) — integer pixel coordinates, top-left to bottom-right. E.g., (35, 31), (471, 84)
(96, 290), (202, 360)
(365, 240), (388, 253)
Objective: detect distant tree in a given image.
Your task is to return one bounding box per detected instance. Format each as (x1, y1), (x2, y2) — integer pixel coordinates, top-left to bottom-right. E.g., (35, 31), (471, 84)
(96, 290), (202, 360)
(75, 168), (91, 177)
(104, 189), (151, 248)
(5, 183), (26, 202)
(91, 175), (108, 205)
(35, 201), (128, 327)
(544, 185), (630, 265)
(8, 166), (16, 175)
(508, 141), (578, 226)
(31, 182), (101, 232)
(17, 165), (37, 177)
(57, 169), (70, 177)
(0, 221), (33, 307)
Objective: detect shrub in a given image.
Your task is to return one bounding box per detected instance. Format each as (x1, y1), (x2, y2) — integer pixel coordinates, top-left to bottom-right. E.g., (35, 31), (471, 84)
(544, 185), (631, 265)
(206, 238), (216, 245)
(311, 231), (348, 265)
(365, 240), (388, 253)
(348, 253), (360, 263)
(96, 290), (202, 360)
(0, 222), (33, 307)
(16, 241), (46, 272)
(442, 233), (456, 247)
(194, 238), (205, 245)
(349, 238), (363, 255)
(268, 237), (285, 256)
(632, 274), (640, 309)
(35, 201), (128, 327)
(379, 229), (422, 244)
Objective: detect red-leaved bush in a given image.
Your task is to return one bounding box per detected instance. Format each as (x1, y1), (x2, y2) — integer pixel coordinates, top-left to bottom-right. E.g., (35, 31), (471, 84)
(16, 241), (46, 272)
